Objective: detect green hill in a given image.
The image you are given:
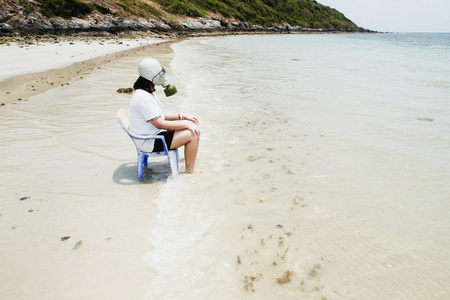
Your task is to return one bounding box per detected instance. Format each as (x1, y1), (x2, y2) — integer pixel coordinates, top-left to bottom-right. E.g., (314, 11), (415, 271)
(153, 0), (360, 30)
(0, 0), (366, 34)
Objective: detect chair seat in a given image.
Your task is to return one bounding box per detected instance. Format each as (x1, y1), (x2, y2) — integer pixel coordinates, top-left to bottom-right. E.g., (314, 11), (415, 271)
(118, 108), (179, 180)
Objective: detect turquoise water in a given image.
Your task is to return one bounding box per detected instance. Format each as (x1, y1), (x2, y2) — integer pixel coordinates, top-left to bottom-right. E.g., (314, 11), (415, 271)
(147, 33), (450, 299)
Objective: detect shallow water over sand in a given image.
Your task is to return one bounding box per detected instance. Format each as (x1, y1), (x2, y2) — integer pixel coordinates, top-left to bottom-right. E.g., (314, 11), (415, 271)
(148, 34), (450, 299)
(0, 42), (179, 299)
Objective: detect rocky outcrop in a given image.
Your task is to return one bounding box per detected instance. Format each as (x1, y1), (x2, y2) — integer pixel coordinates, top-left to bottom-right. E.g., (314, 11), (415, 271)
(1, 9), (171, 35)
(0, 11), (306, 36)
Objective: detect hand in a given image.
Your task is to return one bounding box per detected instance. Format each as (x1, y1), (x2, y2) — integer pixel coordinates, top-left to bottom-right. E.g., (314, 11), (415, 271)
(183, 114), (199, 124)
(186, 122), (200, 137)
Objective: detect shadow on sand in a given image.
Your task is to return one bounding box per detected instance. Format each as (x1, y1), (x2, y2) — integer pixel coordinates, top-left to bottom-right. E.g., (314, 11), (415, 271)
(112, 161), (173, 185)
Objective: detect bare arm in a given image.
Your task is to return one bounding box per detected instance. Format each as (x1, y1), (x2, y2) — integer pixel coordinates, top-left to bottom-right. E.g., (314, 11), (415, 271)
(164, 112), (199, 124)
(150, 116), (200, 136)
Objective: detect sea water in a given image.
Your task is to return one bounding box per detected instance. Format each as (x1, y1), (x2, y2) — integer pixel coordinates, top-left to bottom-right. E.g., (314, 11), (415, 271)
(147, 33), (450, 299)
(1, 33), (449, 299)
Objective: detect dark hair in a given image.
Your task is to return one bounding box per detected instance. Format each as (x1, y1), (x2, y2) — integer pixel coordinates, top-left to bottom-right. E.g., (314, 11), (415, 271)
(133, 76), (155, 94)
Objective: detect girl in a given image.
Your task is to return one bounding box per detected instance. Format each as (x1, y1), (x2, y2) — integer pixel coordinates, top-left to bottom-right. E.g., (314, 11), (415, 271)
(129, 58), (200, 173)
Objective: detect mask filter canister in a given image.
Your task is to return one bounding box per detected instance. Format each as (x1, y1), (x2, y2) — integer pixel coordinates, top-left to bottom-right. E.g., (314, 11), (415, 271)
(164, 84), (178, 97)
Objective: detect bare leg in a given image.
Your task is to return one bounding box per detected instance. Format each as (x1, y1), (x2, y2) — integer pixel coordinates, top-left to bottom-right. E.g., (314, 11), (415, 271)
(170, 129), (199, 173)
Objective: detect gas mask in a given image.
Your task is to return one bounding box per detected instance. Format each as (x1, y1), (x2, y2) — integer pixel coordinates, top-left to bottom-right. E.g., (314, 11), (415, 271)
(138, 58), (178, 97)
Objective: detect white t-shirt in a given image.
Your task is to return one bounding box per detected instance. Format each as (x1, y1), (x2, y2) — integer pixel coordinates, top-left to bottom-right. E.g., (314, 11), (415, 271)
(129, 89), (165, 152)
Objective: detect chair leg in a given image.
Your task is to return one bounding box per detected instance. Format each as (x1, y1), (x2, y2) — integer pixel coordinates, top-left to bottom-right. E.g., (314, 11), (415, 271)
(137, 151), (146, 181)
(167, 149), (179, 175)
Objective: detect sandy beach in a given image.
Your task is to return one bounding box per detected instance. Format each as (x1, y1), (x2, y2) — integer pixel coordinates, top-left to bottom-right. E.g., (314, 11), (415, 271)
(0, 35), (179, 299)
(0, 36), (172, 106)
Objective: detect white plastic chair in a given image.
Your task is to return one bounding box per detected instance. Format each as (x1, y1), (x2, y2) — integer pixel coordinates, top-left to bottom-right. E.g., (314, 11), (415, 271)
(118, 108), (179, 180)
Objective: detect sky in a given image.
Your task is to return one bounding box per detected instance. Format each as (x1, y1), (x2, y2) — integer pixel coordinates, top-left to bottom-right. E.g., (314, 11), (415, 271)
(318, 0), (450, 32)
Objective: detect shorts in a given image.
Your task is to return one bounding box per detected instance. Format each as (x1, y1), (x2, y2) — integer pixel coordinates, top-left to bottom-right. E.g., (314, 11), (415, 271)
(152, 130), (175, 152)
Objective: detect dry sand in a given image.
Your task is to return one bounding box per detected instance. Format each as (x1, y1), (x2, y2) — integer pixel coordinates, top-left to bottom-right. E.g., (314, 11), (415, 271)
(0, 37), (172, 106)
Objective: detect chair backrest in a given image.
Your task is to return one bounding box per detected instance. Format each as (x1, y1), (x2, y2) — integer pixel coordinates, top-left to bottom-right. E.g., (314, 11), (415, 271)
(118, 108), (165, 143)
(118, 107), (131, 133)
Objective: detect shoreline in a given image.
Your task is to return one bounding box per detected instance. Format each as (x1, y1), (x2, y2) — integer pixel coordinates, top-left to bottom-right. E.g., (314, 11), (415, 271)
(0, 30), (376, 108)
(0, 31), (264, 107)
(0, 35), (177, 107)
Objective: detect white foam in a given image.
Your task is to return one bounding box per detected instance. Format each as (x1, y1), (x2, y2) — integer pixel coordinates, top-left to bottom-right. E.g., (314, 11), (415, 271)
(145, 176), (239, 299)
